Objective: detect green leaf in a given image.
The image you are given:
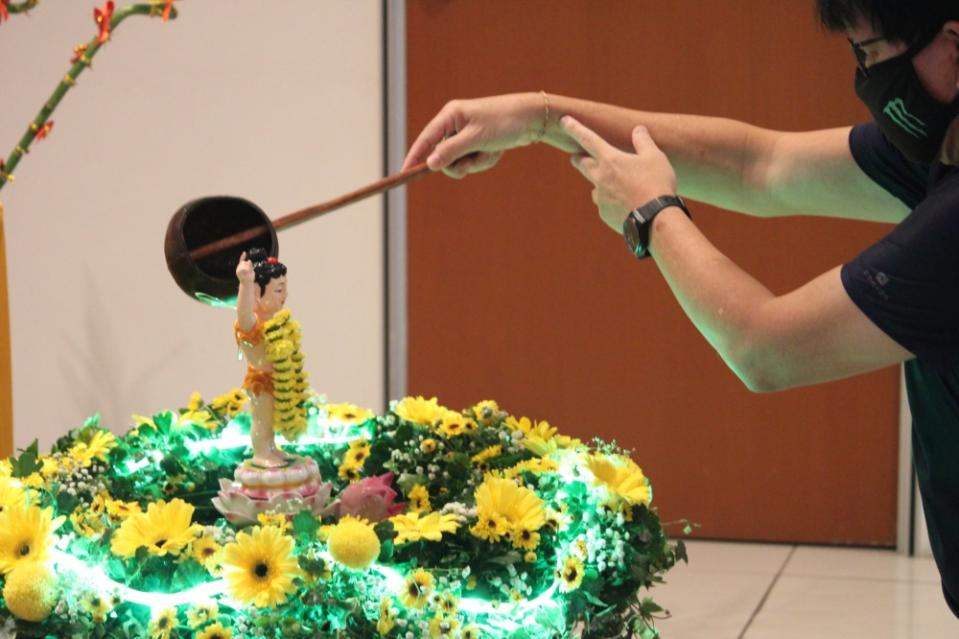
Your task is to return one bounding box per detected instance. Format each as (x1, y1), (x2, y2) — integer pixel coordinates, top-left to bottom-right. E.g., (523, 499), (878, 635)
(638, 597), (665, 617)
(10, 440), (40, 478)
(83, 414), (102, 429)
(292, 510), (320, 539)
(55, 490), (80, 516)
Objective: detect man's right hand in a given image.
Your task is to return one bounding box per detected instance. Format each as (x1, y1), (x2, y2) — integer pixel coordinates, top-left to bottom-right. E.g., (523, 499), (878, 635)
(236, 251), (255, 283)
(402, 93), (549, 178)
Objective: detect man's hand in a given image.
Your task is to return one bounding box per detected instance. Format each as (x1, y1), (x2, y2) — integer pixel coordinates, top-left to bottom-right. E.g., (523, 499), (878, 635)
(402, 93), (547, 179)
(564, 116), (677, 234)
(236, 251), (255, 283)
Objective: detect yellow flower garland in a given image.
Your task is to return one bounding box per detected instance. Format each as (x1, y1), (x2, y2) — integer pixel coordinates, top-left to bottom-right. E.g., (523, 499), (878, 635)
(263, 309), (310, 441)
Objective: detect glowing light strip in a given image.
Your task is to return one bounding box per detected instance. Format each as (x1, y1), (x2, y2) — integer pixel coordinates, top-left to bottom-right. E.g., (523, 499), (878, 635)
(52, 548), (229, 613)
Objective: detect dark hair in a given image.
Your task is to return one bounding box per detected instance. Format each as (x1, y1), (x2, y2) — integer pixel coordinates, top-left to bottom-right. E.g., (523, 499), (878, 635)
(817, 0), (959, 46)
(247, 248), (287, 296)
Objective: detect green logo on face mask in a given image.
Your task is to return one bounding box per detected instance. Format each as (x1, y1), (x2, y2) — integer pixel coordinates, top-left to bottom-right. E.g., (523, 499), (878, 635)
(883, 98), (928, 138)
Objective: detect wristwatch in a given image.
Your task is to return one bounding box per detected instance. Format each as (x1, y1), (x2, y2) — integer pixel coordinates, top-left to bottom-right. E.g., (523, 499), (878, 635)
(623, 195), (691, 259)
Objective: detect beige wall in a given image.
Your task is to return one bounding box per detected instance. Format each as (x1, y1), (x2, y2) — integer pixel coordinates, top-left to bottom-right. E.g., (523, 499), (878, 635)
(0, 2), (384, 448)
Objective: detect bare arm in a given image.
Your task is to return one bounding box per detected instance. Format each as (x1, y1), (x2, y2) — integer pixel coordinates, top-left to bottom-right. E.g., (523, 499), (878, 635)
(404, 92), (909, 223)
(235, 252), (256, 332)
(563, 117), (913, 391)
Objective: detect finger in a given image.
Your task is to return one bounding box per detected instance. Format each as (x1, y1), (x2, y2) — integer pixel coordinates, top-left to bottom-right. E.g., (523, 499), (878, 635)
(631, 125), (656, 152)
(404, 105), (460, 170)
(560, 116), (608, 159)
(569, 152), (599, 182)
(444, 151), (502, 179)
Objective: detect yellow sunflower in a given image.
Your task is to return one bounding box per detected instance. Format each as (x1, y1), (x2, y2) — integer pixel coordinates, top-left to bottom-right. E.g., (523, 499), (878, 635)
(0, 504), (64, 575)
(191, 535), (223, 567)
(210, 388), (248, 418)
(326, 402), (374, 424)
(471, 399), (500, 426)
(256, 512), (291, 534)
(376, 597), (396, 635)
(503, 458), (559, 479)
(185, 601), (219, 628)
(110, 499), (202, 558)
(429, 615), (460, 638)
(436, 409), (473, 438)
(462, 625), (482, 639)
(407, 484), (431, 513)
(104, 497), (141, 524)
(149, 607), (178, 639)
(511, 526), (541, 551)
(558, 556), (585, 592)
(0, 477), (26, 516)
(419, 438), (437, 454)
(223, 526), (300, 608)
(394, 396), (447, 426)
(389, 511), (460, 545)
(399, 568), (434, 609)
(585, 454), (651, 506)
(473, 476), (545, 532)
(469, 511), (510, 544)
(196, 621), (232, 639)
(471, 445), (503, 470)
(80, 590), (111, 623)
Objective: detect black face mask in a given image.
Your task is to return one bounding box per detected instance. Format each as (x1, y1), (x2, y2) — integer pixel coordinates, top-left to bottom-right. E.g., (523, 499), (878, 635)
(855, 39), (959, 164)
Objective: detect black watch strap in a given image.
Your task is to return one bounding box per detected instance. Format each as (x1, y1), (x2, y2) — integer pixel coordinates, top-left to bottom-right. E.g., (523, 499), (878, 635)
(623, 195), (690, 259)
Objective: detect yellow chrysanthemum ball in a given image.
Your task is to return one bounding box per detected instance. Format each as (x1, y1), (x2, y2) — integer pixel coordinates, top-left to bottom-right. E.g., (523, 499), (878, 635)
(328, 516), (380, 570)
(3, 563), (59, 621)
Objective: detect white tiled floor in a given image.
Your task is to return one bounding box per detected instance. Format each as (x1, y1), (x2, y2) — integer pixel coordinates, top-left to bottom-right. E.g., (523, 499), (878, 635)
(649, 541), (958, 639)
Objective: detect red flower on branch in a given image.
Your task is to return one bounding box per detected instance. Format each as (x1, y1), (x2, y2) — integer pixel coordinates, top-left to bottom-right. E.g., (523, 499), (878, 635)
(35, 121), (54, 140)
(0, 1), (9, 24)
(162, 0), (173, 22)
(94, 1), (114, 45)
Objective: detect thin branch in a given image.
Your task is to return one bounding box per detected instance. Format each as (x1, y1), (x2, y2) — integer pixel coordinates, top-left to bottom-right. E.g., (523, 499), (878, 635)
(0, 2), (179, 191)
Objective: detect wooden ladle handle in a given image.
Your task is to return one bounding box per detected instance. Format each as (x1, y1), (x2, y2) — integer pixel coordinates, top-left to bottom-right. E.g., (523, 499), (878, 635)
(189, 162), (431, 261)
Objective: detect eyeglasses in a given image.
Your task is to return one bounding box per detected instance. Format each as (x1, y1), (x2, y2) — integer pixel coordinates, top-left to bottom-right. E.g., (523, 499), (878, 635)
(847, 35), (885, 76)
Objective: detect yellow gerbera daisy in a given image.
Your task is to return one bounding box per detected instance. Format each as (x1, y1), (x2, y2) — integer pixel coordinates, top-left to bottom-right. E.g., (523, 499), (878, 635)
(195, 621), (232, 639)
(399, 568), (434, 609)
(394, 396), (447, 426)
(389, 511), (460, 545)
(407, 484), (431, 513)
(559, 556), (585, 592)
(185, 600), (219, 628)
(71, 430), (118, 466)
(110, 499), (202, 558)
(0, 477), (26, 516)
(338, 461), (363, 483)
(0, 504), (64, 575)
(585, 454), (651, 506)
(473, 476), (545, 532)
(420, 438), (437, 454)
(210, 388), (248, 418)
(326, 402), (374, 424)
(435, 591), (458, 615)
(148, 607), (178, 639)
(223, 526), (300, 608)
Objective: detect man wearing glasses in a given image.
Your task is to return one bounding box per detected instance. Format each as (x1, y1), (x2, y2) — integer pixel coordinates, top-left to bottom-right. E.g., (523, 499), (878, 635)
(403, 0), (959, 618)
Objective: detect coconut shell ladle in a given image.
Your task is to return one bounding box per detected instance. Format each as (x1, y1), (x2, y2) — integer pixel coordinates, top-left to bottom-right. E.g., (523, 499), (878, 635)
(164, 162), (430, 306)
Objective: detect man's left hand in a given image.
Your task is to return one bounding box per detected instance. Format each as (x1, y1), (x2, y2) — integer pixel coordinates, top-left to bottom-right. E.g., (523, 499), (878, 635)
(563, 116), (678, 234)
